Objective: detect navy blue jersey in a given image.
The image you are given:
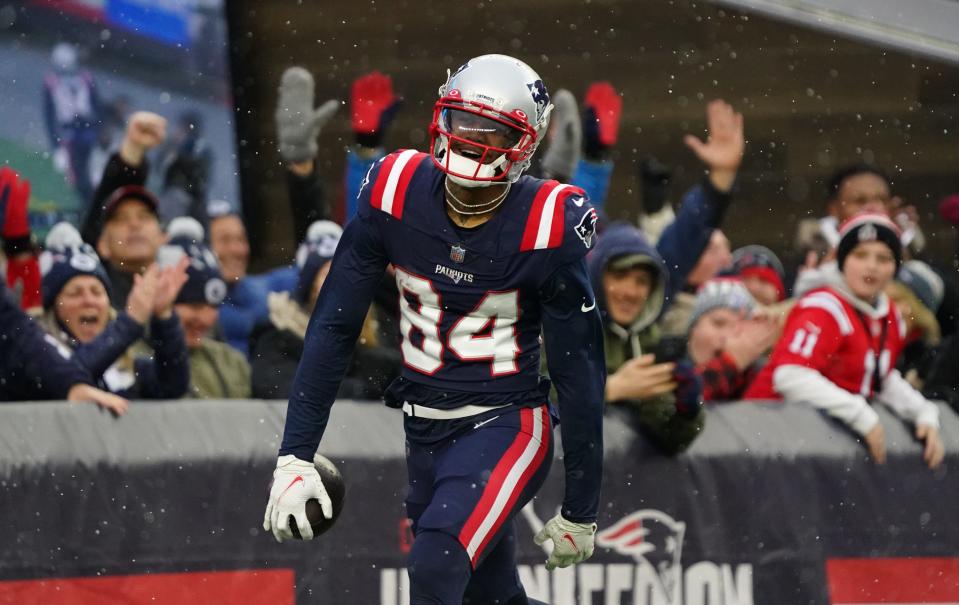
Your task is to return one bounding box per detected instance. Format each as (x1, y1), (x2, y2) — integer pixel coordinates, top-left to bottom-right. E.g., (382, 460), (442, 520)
(365, 150), (597, 393)
(281, 150), (606, 521)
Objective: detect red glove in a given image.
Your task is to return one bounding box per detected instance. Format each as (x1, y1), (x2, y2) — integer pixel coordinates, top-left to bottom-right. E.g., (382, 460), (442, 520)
(583, 82), (622, 149)
(0, 167), (39, 309)
(939, 194), (959, 226)
(351, 71), (401, 146)
(0, 166), (31, 240)
(6, 255), (41, 309)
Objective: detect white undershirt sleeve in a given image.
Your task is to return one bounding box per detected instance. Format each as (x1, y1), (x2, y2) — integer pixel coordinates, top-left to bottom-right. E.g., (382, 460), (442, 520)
(773, 364), (879, 436)
(877, 369), (940, 429)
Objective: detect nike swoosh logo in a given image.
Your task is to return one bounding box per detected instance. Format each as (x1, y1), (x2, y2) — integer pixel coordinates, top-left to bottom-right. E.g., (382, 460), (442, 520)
(473, 415), (500, 430)
(561, 532), (580, 552)
(278, 475), (304, 501)
(581, 300), (596, 312)
(571, 196), (585, 207)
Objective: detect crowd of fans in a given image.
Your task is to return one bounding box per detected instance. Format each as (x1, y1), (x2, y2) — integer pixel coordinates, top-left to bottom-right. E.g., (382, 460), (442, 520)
(2, 62), (956, 469)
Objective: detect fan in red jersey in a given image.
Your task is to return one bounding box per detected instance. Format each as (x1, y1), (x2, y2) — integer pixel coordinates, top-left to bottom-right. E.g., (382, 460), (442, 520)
(745, 212), (944, 469)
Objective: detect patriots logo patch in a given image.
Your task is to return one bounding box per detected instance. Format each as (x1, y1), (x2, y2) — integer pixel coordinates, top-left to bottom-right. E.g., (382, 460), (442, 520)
(528, 80), (549, 115)
(575, 208), (599, 249)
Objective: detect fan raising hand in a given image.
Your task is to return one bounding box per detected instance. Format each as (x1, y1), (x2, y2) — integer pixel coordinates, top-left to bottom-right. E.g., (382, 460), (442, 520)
(683, 99), (745, 192)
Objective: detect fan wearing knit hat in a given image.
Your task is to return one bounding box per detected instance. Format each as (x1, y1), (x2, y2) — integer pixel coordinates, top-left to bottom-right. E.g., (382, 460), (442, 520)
(162, 217), (251, 399)
(727, 245), (786, 305)
(746, 212), (944, 469)
(249, 220), (400, 400)
(38, 222), (190, 399)
(686, 279), (777, 402)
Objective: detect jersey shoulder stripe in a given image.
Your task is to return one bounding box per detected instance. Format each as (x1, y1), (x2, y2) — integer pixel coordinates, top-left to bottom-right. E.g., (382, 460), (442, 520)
(520, 181), (578, 251)
(798, 290), (854, 335)
(369, 149), (428, 219)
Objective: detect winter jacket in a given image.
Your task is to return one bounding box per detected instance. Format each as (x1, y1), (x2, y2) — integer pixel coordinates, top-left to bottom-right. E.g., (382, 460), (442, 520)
(922, 333), (959, 412)
(286, 161), (330, 243)
(344, 147), (384, 222)
(571, 159), (614, 210)
(586, 222), (704, 454)
(654, 179), (734, 336)
(40, 310), (190, 400)
(0, 285), (91, 400)
(249, 291), (400, 400)
(187, 338), (251, 399)
(220, 267), (297, 357)
(81, 152), (147, 247)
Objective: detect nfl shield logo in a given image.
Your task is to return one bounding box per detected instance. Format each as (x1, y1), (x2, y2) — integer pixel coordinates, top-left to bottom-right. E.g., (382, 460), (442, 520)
(450, 244), (466, 263)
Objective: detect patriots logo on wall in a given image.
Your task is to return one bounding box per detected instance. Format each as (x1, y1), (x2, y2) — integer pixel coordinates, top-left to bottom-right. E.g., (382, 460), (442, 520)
(596, 509), (686, 603)
(528, 80), (549, 115)
(575, 208), (599, 249)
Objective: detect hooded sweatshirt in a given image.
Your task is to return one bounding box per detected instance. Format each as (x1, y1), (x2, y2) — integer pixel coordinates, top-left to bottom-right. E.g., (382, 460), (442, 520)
(588, 222), (669, 370)
(586, 222), (704, 453)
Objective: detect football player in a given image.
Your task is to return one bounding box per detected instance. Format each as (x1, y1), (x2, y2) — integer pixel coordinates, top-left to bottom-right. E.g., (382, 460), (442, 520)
(746, 213), (944, 469)
(263, 55), (606, 604)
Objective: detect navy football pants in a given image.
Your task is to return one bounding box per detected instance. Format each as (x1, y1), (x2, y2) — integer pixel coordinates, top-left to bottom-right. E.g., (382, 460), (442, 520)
(405, 405), (553, 605)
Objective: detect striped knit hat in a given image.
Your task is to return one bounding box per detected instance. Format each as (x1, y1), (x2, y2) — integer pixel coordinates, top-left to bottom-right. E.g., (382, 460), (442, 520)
(836, 212), (902, 272)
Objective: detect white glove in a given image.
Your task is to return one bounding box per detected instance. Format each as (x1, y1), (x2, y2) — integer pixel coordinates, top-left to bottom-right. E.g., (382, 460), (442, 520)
(262, 454), (332, 542)
(533, 513), (597, 570)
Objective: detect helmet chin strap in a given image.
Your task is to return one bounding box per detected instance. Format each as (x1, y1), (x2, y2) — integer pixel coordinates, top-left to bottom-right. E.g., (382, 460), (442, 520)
(448, 173), (495, 188)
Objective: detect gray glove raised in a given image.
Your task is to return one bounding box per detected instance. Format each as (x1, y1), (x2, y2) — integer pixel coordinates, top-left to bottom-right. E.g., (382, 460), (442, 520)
(533, 513), (597, 570)
(275, 67), (340, 163)
(540, 89), (581, 181)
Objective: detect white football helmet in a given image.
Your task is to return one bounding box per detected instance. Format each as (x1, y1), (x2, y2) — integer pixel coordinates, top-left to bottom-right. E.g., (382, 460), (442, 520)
(429, 54), (553, 188)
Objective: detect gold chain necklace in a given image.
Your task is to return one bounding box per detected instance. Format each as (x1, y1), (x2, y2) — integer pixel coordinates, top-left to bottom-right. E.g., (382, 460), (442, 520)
(444, 179), (511, 216)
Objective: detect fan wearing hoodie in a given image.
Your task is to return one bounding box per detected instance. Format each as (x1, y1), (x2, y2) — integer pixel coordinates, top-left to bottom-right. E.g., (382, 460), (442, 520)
(586, 222), (704, 453)
(745, 213), (944, 469)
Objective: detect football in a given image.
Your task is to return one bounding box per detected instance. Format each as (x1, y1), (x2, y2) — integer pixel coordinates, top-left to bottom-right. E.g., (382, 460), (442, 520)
(290, 453), (346, 540)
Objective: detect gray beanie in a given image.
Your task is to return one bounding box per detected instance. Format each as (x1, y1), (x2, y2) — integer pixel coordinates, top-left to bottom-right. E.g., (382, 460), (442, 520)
(688, 279), (756, 332)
